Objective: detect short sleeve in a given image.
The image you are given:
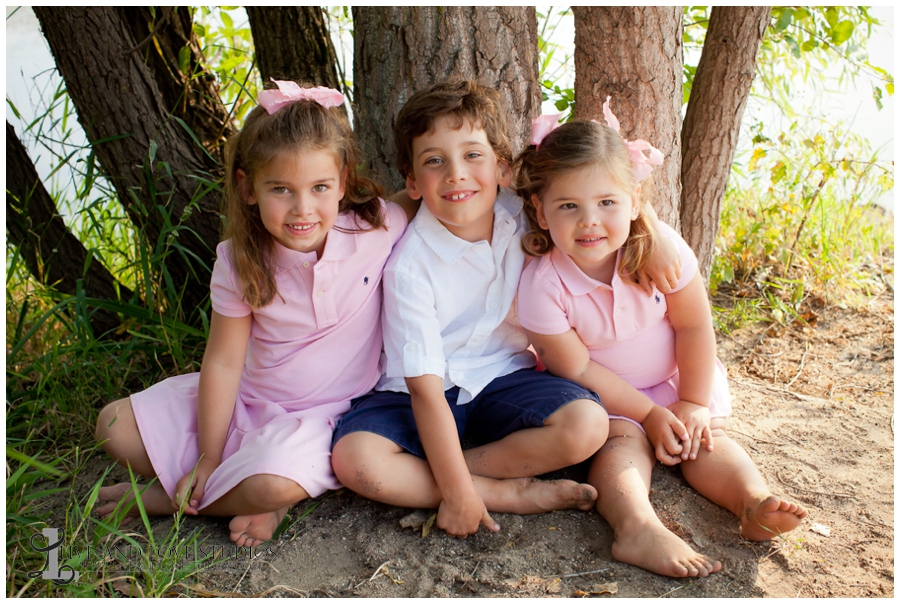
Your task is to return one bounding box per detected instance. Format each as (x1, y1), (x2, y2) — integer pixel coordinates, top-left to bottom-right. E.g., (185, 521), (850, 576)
(657, 222), (699, 293)
(209, 241), (252, 317)
(383, 200), (410, 246)
(381, 255), (446, 379)
(517, 258), (572, 336)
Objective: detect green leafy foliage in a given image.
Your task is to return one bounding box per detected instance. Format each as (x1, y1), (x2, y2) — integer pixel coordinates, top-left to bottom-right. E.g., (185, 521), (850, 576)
(536, 7), (575, 119)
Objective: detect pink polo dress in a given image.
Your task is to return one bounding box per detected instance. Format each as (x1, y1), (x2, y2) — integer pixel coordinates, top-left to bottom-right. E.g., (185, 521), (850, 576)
(517, 224), (730, 431)
(131, 201), (407, 506)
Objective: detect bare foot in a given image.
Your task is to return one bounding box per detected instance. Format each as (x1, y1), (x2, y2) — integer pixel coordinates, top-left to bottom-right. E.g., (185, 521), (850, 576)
(95, 482), (171, 523)
(488, 478), (597, 515)
(229, 506), (289, 547)
(611, 517), (723, 578)
(741, 494), (808, 541)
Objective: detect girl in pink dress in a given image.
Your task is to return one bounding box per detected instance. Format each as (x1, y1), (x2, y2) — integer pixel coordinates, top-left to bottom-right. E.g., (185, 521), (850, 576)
(515, 101), (807, 578)
(95, 80), (408, 547)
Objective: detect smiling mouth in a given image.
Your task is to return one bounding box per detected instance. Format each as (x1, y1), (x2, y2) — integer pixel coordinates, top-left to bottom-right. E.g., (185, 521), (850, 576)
(287, 223), (317, 233)
(577, 236), (605, 243)
(444, 191), (475, 202)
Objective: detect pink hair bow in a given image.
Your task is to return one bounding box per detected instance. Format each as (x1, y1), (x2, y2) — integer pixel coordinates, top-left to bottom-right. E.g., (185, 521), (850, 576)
(258, 78), (346, 115)
(602, 96), (664, 182)
(530, 113), (563, 146)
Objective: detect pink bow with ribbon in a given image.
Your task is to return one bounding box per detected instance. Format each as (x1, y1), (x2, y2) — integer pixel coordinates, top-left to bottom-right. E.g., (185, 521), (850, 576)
(530, 113), (563, 146)
(258, 79), (346, 115)
(602, 96), (664, 182)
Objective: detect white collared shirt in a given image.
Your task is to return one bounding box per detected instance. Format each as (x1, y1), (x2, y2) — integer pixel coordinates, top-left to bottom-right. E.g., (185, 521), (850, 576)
(376, 188), (536, 404)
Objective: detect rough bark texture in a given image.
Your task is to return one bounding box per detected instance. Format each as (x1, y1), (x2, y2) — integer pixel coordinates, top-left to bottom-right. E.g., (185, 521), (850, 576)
(247, 7), (342, 92)
(34, 7), (228, 319)
(573, 7), (684, 227)
(353, 6), (540, 193)
(120, 7), (234, 160)
(7, 121), (133, 336)
(681, 7), (770, 282)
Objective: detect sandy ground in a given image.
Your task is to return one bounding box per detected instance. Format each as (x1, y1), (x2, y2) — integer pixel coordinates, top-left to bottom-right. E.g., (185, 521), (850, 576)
(71, 291), (893, 597)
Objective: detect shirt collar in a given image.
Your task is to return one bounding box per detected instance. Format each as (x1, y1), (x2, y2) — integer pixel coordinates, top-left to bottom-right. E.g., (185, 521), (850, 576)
(273, 212), (359, 271)
(413, 187), (523, 265)
(549, 245), (623, 296)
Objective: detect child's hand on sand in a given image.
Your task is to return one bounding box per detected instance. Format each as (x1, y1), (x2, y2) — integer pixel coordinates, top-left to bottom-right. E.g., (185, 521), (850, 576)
(667, 400), (713, 461)
(173, 458), (218, 515)
(438, 487), (500, 537)
(642, 405), (688, 465)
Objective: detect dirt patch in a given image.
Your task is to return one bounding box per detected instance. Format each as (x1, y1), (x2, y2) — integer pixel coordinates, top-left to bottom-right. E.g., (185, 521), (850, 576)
(62, 292), (895, 597)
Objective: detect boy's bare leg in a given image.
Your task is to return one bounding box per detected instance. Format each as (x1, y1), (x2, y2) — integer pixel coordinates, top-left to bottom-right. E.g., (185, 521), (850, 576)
(589, 420), (722, 578)
(680, 418), (807, 541)
(462, 399), (609, 478)
(332, 431), (597, 514)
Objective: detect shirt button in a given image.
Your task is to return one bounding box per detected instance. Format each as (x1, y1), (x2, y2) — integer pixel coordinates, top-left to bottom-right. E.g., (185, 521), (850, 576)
(302, 261), (310, 268)
(317, 291), (325, 298)
(490, 301), (499, 309)
(615, 308), (622, 316)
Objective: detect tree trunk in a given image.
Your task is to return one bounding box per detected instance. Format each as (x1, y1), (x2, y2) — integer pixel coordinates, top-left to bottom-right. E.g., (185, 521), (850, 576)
(34, 7), (228, 320)
(247, 7), (342, 92)
(352, 6), (540, 193)
(120, 7), (234, 160)
(681, 7), (770, 282)
(573, 7), (684, 227)
(7, 121), (133, 336)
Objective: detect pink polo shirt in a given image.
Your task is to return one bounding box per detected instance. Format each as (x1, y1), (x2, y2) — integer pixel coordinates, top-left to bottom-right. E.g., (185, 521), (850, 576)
(211, 201), (408, 420)
(517, 223), (698, 390)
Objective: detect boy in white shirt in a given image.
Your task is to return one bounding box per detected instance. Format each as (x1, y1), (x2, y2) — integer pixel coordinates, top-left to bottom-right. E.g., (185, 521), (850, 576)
(332, 79), (673, 537)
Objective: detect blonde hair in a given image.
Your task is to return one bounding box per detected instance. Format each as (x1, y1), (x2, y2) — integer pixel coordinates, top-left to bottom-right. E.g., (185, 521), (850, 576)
(513, 120), (657, 284)
(223, 85), (384, 308)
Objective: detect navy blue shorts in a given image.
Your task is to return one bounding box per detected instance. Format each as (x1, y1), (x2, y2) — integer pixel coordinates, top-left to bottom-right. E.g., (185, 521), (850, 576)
(331, 368), (602, 458)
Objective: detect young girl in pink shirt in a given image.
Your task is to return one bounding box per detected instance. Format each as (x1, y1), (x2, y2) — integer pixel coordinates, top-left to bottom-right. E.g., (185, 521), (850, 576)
(515, 101), (807, 578)
(94, 80), (408, 547)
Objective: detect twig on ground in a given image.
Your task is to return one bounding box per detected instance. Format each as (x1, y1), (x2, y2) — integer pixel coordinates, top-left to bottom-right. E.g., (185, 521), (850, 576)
(776, 470), (855, 499)
(460, 560), (481, 591)
(232, 560), (253, 593)
(786, 343), (812, 388)
(353, 560), (392, 589)
(730, 377), (812, 402)
(775, 429), (806, 447)
(728, 428), (784, 446)
(550, 568), (610, 579)
(658, 581), (691, 597)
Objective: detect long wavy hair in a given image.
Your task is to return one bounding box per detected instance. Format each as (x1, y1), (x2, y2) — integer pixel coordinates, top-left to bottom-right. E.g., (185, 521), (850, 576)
(513, 120), (658, 284)
(222, 87), (384, 308)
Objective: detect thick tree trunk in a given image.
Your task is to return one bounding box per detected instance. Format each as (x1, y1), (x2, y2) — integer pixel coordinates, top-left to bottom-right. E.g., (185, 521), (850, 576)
(7, 122), (134, 336)
(573, 7), (684, 227)
(247, 7), (342, 92)
(120, 7), (234, 160)
(681, 7), (770, 282)
(352, 6), (540, 193)
(34, 7), (228, 319)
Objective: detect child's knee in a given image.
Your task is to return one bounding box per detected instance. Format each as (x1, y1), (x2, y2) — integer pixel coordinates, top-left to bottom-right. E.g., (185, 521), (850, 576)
(548, 399), (609, 463)
(95, 398), (131, 446)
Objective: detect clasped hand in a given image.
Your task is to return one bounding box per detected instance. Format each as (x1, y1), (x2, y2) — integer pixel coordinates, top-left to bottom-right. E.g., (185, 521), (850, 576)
(172, 457), (219, 515)
(667, 400), (713, 461)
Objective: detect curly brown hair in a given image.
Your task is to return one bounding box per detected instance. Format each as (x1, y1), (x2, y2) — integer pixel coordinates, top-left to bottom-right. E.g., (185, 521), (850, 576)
(394, 77), (512, 179)
(222, 86), (384, 308)
(513, 120), (658, 284)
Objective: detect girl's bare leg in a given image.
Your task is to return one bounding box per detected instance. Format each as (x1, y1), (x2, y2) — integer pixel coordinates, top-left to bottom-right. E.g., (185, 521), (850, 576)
(680, 418), (807, 541)
(95, 398), (306, 546)
(332, 431), (597, 514)
(95, 398), (170, 520)
(589, 419), (722, 578)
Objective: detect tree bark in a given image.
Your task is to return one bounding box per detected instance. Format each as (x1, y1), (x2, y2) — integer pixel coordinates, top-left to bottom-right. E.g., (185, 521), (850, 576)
(573, 7), (684, 227)
(681, 7), (770, 282)
(247, 7), (342, 92)
(352, 6), (540, 193)
(120, 7), (234, 160)
(7, 121), (133, 336)
(34, 7), (228, 319)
